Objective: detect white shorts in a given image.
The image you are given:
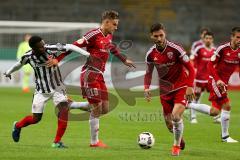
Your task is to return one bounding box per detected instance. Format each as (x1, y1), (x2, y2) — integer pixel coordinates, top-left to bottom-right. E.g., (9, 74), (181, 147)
(31, 86), (68, 113)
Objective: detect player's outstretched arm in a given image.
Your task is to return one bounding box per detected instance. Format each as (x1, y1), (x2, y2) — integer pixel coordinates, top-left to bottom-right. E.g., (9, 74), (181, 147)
(4, 61), (24, 79)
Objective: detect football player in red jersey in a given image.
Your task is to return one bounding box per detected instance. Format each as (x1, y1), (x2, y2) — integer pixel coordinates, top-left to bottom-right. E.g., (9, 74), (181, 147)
(189, 31), (219, 123)
(46, 10), (135, 148)
(188, 27), (240, 143)
(190, 27), (209, 60)
(144, 23), (195, 156)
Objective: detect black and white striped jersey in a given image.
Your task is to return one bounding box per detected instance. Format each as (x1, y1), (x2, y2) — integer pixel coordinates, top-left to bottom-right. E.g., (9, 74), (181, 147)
(20, 48), (64, 93)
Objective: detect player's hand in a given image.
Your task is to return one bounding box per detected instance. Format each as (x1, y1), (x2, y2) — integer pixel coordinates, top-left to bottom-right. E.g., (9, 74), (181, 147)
(124, 59), (136, 68)
(3, 72), (11, 80)
(216, 80), (227, 93)
(46, 58), (58, 67)
(185, 87), (195, 102)
(144, 89), (151, 102)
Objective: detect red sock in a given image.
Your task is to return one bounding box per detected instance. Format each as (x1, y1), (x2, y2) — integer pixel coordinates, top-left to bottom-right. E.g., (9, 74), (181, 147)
(54, 107), (68, 143)
(16, 115), (38, 128)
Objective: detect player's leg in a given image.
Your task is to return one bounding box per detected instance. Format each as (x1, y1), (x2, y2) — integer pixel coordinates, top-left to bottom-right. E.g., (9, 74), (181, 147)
(12, 92), (49, 142)
(67, 97), (91, 112)
(171, 103), (185, 155)
(190, 86), (202, 123)
(220, 100), (238, 143)
(89, 102), (104, 147)
(52, 89), (69, 148)
(89, 85), (109, 148)
(188, 101), (220, 116)
(189, 83), (201, 123)
(162, 100), (185, 150)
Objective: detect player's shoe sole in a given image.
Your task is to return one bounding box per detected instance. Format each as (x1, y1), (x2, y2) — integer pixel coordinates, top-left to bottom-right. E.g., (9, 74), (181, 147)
(12, 121), (21, 142)
(52, 142), (68, 148)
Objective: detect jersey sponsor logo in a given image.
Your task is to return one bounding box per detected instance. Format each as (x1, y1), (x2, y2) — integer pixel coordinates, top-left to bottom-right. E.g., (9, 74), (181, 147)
(202, 57), (211, 61)
(224, 59), (239, 64)
(226, 52), (230, 56)
(210, 55), (216, 61)
(182, 55), (190, 62)
(99, 49), (107, 52)
(167, 52), (173, 59)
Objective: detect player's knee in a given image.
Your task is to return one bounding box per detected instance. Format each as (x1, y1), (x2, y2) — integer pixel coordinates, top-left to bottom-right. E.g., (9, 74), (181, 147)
(33, 113), (43, 123)
(222, 104), (231, 111)
(210, 108), (220, 116)
(171, 114), (181, 122)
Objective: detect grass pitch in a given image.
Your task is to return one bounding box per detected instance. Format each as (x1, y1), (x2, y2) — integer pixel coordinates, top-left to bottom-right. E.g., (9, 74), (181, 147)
(0, 88), (240, 160)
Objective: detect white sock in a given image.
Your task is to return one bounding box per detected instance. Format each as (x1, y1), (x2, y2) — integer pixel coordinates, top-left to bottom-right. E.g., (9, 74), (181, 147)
(221, 110), (230, 138)
(172, 119), (184, 146)
(188, 103), (211, 115)
(89, 114), (99, 144)
(69, 102), (89, 109)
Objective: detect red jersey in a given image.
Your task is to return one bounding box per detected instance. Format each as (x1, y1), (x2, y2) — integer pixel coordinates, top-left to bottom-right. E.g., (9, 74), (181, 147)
(144, 40), (195, 95)
(209, 42), (240, 84)
(56, 28), (126, 72)
(193, 45), (215, 82)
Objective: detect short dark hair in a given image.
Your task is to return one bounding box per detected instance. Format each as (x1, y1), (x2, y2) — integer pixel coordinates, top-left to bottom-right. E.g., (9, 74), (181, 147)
(204, 31), (214, 38)
(29, 36), (42, 48)
(101, 10), (119, 22)
(150, 23), (165, 33)
(200, 27), (210, 34)
(231, 27), (240, 36)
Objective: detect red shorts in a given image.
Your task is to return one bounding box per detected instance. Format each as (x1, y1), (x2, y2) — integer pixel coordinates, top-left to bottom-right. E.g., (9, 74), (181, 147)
(160, 87), (187, 116)
(80, 69), (108, 104)
(208, 78), (229, 110)
(194, 81), (209, 94)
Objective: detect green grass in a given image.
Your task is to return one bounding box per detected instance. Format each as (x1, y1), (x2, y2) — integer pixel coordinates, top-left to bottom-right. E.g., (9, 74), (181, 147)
(0, 88), (240, 160)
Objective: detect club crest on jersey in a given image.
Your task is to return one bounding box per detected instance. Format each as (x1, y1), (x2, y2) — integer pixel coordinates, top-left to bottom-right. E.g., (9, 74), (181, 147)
(167, 52), (173, 59)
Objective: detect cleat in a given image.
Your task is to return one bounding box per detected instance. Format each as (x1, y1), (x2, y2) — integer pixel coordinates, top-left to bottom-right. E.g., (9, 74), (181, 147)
(12, 121), (21, 142)
(171, 145), (181, 156)
(90, 140), (108, 148)
(52, 142), (68, 148)
(190, 118), (198, 124)
(180, 138), (185, 150)
(222, 136), (238, 143)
